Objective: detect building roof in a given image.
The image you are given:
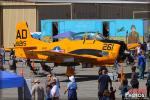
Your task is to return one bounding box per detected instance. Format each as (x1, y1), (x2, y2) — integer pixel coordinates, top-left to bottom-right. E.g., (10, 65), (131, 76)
(2, 0), (150, 3)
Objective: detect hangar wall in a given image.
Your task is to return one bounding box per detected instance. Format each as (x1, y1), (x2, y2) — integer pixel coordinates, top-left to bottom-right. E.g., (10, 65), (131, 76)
(0, 2), (149, 48)
(3, 5), (36, 48)
(73, 3), (150, 19)
(37, 5), (71, 31)
(38, 5), (71, 20)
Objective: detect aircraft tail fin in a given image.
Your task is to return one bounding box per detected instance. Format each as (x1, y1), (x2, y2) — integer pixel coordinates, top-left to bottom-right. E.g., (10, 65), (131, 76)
(15, 21), (32, 47)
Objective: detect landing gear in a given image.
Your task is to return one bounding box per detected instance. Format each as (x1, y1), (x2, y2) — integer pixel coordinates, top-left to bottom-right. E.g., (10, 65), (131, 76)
(40, 62), (54, 74)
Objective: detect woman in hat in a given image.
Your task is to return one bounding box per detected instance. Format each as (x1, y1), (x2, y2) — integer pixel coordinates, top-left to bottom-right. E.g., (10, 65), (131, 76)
(31, 79), (45, 100)
(64, 76), (78, 100)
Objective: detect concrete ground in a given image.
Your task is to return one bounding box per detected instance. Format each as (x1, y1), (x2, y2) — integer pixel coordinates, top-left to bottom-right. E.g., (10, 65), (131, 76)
(0, 57), (150, 100)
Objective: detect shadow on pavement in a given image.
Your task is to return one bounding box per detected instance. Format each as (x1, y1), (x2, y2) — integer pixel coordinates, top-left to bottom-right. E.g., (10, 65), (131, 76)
(60, 75), (98, 82)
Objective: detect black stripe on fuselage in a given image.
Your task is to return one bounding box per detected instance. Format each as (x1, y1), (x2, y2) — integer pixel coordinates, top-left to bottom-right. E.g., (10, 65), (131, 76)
(69, 49), (103, 57)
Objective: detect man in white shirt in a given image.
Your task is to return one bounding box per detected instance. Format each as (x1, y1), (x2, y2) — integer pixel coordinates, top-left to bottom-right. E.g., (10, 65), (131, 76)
(137, 47), (141, 54)
(51, 79), (60, 100)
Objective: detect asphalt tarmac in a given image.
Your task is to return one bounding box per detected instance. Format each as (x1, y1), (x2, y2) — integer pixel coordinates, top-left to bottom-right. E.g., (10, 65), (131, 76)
(0, 57), (150, 100)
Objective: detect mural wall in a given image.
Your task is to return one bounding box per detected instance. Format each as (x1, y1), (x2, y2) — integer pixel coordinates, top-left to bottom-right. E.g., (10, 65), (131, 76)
(58, 20), (102, 33)
(40, 20), (52, 42)
(41, 19), (144, 43)
(109, 19), (143, 43)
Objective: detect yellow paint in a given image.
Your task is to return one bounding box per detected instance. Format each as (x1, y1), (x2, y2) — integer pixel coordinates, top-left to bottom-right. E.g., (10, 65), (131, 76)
(127, 43), (140, 50)
(15, 21), (122, 66)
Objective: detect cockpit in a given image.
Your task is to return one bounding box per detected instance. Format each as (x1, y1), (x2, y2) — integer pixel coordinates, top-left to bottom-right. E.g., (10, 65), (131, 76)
(52, 31), (108, 42)
(71, 32), (106, 41)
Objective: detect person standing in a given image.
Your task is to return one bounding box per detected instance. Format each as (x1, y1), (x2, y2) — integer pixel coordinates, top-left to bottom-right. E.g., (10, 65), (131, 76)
(64, 76), (77, 100)
(147, 41), (150, 58)
(98, 69), (112, 100)
(119, 76), (129, 100)
(31, 79), (45, 100)
(141, 42), (147, 54)
(45, 74), (53, 100)
(50, 79), (60, 100)
(110, 87), (116, 100)
(53, 76), (60, 89)
(98, 66), (107, 76)
(98, 66), (108, 90)
(0, 46), (5, 65)
(9, 55), (17, 73)
(0, 54), (4, 70)
(136, 45), (142, 56)
(26, 59), (37, 75)
(130, 66), (139, 88)
(146, 70), (150, 98)
(9, 49), (14, 59)
(138, 52), (146, 79)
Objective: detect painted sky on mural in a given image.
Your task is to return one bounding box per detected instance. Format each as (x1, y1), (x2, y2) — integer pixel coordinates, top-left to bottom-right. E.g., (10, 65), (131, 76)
(41, 19), (144, 38)
(110, 20), (143, 37)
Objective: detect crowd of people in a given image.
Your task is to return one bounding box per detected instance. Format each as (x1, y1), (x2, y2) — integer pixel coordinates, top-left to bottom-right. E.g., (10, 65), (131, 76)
(96, 41), (150, 100)
(1, 42), (150, 100)
(31, 74), (77, 100)
(30, 47), (149, 100)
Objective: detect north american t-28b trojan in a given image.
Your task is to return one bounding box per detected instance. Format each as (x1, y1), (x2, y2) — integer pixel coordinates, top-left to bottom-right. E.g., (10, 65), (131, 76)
(14, 21), (139, 67)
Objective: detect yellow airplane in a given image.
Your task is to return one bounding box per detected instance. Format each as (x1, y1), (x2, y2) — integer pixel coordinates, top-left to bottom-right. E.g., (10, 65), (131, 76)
(14, 21), (138, 67)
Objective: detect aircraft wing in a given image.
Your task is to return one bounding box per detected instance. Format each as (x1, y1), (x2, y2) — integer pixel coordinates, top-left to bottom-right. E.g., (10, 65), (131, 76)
(25, 50), (113, 65)
(28, 50), (97, 61)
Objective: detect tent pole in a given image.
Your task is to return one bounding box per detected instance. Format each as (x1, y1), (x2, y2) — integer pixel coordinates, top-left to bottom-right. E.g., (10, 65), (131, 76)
(18, 87), (24, 100)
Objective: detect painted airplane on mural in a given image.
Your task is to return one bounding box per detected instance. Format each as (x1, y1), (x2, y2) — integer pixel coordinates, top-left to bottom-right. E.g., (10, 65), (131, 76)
(14, 21), (139, 67)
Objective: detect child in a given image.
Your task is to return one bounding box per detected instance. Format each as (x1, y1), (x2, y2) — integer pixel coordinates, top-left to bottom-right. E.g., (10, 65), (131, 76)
(110, 87), (116, 100)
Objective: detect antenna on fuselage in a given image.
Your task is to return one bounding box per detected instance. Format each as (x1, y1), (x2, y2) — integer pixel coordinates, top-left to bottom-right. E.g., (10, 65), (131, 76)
(83, 32), (88, 44)
(93, 32), (98, 44)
